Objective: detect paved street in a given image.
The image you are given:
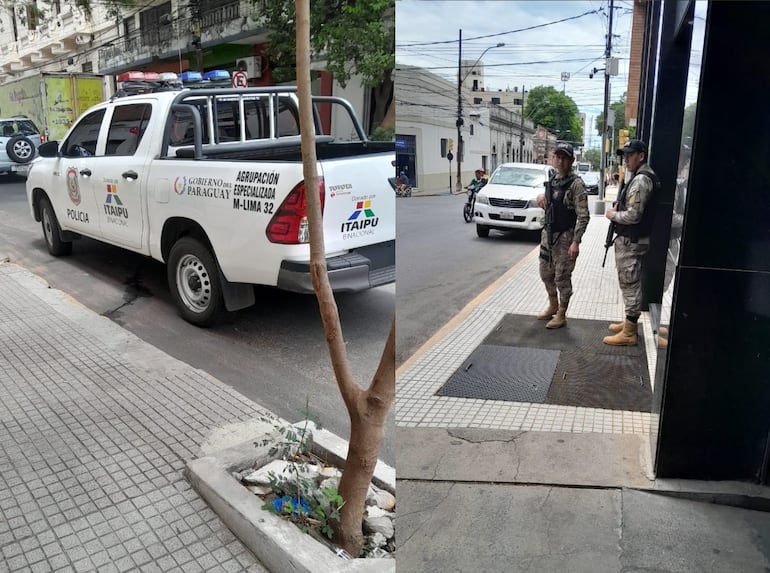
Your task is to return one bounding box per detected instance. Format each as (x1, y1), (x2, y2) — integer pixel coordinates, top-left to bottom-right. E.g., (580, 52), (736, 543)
(0, 177), (394, 465)
(396, 193), (538, 365)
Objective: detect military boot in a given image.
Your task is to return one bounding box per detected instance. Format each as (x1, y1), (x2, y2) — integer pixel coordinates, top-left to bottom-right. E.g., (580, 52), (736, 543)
(536, 295), (559, 320)
(607, 321), (624, 333)
(602, 319), (638, 346)
(546, 306), (567, 329)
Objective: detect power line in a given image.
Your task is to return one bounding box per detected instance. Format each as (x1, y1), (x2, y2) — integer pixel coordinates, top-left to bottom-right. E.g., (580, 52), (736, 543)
(397, 9), (600, 47)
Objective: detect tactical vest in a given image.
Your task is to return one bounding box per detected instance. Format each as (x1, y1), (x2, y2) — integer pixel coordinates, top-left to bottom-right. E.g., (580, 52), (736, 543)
(616, 163), (660, 241)
(549, 174), (578, 233)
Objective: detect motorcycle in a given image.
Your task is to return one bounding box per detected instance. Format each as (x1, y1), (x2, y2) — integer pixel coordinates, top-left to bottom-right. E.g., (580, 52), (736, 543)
(463, 179), (486, 223)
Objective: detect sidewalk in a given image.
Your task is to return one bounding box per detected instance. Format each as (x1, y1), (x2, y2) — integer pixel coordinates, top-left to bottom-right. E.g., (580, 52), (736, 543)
(0, 262), (270, 572)
(395, 210), (770, 572)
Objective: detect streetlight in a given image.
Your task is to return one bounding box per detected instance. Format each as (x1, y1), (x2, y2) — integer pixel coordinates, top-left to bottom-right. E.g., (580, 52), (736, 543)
(456, 32), (504, 192)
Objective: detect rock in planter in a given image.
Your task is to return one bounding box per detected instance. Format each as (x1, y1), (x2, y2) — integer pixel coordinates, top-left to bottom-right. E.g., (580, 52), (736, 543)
(367, 483), (396, 511)
(363, 515), (394, 539)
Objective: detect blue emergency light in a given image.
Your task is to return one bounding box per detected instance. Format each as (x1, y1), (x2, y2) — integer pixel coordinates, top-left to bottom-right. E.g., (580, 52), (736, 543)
(203, 70), (230, 81)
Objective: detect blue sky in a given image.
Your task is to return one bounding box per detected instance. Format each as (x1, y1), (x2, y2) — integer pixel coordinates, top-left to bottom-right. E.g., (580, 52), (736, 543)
(396, 0), (706, 148)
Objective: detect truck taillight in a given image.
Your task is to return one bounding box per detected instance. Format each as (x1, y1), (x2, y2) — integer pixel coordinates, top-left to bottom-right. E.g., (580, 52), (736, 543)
(266, 179), (325, 244)
(40, 134), (47, 143)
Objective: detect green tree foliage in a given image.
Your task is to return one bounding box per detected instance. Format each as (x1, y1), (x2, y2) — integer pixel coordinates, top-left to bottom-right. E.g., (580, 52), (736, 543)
(259, 0), (394, 89)
(524, 85), (583, 144)
(594, 94), (627, 144)
(583, 148), (601, 169)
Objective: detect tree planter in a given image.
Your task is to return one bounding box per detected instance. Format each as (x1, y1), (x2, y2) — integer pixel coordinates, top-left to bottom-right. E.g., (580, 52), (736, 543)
(186, 422), (395, 573)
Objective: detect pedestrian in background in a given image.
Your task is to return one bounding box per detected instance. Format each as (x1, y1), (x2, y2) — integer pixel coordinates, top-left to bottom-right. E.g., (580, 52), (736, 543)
(535, 142), (590, 329)
(604, 139), (660, 345)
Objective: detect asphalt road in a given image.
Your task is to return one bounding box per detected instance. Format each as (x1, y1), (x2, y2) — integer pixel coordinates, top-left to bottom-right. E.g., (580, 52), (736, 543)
(396, 192), (540, 366)
(0, 175), (395, 465)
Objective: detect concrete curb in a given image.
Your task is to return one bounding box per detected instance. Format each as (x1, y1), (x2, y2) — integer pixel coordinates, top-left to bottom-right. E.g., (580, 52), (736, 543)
(186, 423), (396, 573)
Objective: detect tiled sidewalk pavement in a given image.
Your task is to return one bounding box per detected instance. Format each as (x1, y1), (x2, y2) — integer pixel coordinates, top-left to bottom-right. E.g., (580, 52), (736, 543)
(397, 212), (656, 435)
(0, 264), (269, 572)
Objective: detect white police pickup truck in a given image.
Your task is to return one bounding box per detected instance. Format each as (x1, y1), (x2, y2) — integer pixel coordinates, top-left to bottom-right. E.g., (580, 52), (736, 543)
(26, 72), (395, 326)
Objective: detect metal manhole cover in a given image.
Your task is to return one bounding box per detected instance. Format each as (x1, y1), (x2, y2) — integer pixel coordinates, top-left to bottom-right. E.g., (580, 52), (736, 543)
(436, 345), (560, 403)
(546, 351), (652, 411)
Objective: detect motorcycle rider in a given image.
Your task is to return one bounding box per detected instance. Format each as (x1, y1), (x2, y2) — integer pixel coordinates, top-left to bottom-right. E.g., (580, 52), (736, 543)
(396, 170), (411, 196)
(466, 169), (488, 193)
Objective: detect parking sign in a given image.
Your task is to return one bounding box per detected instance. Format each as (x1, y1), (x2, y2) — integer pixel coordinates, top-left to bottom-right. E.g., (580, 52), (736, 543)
(232, 71), (248, 88)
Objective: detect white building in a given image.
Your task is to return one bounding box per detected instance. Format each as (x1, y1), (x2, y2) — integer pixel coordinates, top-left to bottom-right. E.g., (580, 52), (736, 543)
(0, 1), (390, 140)
(396, 63), (544, 193)
(462, 60), (528, 115)
(0, 3), (117, 80)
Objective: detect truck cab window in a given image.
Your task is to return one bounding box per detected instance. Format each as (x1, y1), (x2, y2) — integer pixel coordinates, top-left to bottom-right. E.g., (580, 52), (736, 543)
(243, 98), (269, 139)
(168, 109), (195, 147)
(62, 109), (105, 157)
(277, 98), (300, 137)
(214, 100), (240, 142)
(108, 103), (152, 156)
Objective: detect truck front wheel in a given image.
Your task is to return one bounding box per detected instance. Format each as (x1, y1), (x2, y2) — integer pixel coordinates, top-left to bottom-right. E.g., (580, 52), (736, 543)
(40, 197), (72, 256)
(167, 237), (232, 327)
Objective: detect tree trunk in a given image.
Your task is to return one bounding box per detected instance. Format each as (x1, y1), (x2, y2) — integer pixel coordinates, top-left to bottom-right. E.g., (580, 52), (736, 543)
(370, 74), (394, 130)
(334, 322), (395, 554)
(294, 0), (395, 558)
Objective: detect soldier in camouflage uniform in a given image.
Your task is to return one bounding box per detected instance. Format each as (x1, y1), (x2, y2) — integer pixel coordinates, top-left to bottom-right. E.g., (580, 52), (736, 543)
(535, 142), (590, 329)
(604, 139), (660, 346)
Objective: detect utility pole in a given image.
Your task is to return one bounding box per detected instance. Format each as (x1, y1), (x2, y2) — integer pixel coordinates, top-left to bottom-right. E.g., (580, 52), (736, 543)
(599, 0), (614, 201)
(191, 0), (203, 73)
(519, 84), (525, 162)
(456, 29), (463, 193)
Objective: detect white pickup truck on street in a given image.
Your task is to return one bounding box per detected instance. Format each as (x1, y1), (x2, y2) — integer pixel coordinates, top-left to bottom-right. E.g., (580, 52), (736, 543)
(26, 77), (395, 326)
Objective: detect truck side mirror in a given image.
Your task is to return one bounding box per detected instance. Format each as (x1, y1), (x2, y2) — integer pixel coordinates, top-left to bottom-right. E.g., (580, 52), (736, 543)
(37, 141), (60, 158)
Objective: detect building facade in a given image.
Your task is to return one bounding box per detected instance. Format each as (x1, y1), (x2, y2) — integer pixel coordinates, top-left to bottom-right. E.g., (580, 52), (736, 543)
(396, 63), (549, 193)
(0, 1), (391, 140)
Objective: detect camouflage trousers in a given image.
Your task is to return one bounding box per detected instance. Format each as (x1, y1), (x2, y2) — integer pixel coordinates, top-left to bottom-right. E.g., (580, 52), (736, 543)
(539, 229), (576, 307)
(614, 236), (649, 319)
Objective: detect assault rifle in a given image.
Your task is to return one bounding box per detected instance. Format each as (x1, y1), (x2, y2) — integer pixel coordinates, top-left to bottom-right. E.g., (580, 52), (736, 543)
(543, 179), (554, 263)
(602, 180), (625, 267)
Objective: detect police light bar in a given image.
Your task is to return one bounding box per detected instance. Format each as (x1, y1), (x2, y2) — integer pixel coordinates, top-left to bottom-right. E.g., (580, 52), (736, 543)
(203, 70), (230, 81)
(117, 71), (146, 82)
(180, 71), (202, 83)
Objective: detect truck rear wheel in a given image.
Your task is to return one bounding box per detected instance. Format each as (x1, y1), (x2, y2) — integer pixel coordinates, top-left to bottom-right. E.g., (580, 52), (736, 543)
(167, 237), (232, 327)
(40, 197), (72, 256)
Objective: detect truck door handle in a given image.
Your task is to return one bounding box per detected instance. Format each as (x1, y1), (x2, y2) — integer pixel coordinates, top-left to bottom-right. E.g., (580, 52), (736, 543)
(79, 168), (91, 177)
(122, 170), (138, 181)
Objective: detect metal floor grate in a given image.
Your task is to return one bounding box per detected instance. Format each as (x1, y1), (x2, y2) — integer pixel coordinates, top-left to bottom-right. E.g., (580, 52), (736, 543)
(436, 345), (560, 402)
(437, 314), (652, 411)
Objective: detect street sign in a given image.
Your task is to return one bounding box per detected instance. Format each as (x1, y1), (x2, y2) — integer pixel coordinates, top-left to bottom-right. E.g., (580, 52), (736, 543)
(232, 70), (248, 88)
(447, 151), (454, 162)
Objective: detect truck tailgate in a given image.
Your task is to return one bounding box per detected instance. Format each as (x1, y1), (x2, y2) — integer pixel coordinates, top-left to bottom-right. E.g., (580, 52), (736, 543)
(319, 151), (395, 255)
